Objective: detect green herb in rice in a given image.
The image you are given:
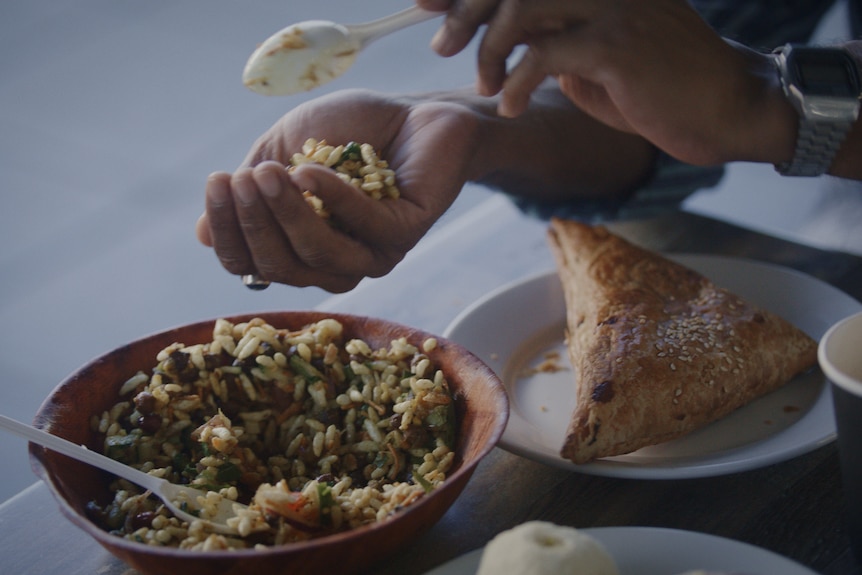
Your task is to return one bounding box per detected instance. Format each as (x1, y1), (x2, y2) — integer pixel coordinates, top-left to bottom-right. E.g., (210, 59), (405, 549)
(87, 317), (456, 551)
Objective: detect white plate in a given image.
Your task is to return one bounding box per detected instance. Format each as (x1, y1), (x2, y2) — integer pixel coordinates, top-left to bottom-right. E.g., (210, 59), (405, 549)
(422, 526), (818, 575)
(444, 255), (862, 479)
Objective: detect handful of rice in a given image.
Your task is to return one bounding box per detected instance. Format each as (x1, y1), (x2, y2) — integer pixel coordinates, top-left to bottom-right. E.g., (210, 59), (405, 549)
(290, 138), (399, 218)
(87, 317), (456, 551)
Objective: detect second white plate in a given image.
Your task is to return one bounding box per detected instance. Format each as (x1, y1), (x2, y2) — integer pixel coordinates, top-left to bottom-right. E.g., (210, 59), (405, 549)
(422, 526), (818, 575)
(443, 255), (862, 479)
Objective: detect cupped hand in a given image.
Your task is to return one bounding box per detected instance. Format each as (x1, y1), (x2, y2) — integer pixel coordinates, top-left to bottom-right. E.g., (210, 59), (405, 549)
(196, 89), (480, 292)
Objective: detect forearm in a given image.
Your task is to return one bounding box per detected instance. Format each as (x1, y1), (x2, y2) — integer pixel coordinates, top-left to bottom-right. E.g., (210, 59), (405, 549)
(409, 82), (658, 204)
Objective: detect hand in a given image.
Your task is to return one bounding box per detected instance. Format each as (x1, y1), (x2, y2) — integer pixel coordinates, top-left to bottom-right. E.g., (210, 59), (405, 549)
(196, 89), (480, 292)
(421, 0), (795, 167)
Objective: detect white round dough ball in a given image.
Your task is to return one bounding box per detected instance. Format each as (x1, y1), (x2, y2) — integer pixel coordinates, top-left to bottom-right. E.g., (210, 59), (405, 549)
(476, 521), (619, 575)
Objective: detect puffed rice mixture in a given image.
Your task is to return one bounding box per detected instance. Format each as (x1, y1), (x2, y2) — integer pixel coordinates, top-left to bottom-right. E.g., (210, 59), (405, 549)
(87, 317), (456, 551)
(290, 138), (399, 218)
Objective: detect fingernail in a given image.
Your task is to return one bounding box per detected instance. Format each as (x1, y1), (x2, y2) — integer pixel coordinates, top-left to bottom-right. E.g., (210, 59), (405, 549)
(231, 169), (257, 205)
(206, 173), (230, 206)
(256, 169), (282, 199)
(430, 27), (454, 56)
(497, 97), (515, 118)
(233, 180), (256, 205)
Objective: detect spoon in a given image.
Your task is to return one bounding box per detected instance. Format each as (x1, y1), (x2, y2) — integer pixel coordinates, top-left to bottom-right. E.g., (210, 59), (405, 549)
(0, 414), (253, 535)
(242, 5), (444, 96)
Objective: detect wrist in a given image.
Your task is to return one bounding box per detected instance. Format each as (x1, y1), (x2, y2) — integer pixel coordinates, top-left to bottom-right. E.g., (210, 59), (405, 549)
(728, 49), (798, 167)
(475, 90), (658, 201)
(403, 86), (502, 183)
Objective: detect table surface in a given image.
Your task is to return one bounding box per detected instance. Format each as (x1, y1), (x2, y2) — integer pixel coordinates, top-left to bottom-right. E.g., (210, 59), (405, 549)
(1, 195), (860, 575)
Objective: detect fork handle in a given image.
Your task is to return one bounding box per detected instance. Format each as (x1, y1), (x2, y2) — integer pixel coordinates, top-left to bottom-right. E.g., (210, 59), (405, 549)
(0, 414), (159, 490)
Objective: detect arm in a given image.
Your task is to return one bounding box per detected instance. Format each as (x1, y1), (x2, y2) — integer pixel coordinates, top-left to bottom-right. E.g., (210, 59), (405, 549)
(196, 85), (656, 292)
(424, 82), (656, 203)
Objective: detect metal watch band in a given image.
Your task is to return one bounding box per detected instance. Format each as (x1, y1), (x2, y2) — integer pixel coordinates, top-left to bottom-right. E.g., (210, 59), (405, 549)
(776, 116), (855, 177)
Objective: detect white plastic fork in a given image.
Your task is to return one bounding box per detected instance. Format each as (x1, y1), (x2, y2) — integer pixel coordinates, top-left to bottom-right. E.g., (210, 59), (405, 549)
(0, 414), (250, 535)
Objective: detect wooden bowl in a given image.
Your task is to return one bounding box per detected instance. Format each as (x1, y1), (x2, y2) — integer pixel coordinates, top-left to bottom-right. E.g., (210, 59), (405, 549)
(30, 311), (508, 575)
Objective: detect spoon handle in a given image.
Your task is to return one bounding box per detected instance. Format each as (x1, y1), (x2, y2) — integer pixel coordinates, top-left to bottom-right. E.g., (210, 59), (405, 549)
(347, 6), (443, 48)
(0, 414), (160, 491)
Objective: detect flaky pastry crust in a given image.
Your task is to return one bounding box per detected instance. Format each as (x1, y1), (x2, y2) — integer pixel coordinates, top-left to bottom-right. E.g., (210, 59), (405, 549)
(547, 219), (818, 464)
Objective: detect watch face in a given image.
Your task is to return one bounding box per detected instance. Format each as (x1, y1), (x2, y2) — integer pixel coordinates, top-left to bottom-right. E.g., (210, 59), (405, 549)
(790, 49), (861, 97)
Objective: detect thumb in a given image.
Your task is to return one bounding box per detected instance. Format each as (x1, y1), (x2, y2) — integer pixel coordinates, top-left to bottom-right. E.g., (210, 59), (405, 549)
(195, 213), (214, 246)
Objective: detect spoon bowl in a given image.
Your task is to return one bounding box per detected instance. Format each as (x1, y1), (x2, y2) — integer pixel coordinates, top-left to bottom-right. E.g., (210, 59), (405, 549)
(243, 6), (443, 96)
(0, 414), (251, 534)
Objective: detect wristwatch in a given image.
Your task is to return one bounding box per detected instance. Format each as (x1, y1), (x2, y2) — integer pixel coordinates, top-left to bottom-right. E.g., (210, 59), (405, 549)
(772, 43), (861, 177)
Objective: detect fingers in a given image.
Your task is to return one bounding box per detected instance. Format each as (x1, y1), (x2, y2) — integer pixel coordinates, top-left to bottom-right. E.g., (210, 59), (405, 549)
(475, 0), (588, 96)
(533, 27), (639, 133)
(203, 162), (410, 293)
(427, 0), (611, 101)
(496, 26), (597, 117)
(204, 172), (257, 277)
(497, 47), (551, 117)
(491, 19), (627, 123)
(254, 163), (396, 279)
(473, 0), (524, 96)
(230, 166), (309, 281)
(293, 164), (417, 267)
(203, 167), (315, 287)
(430, 0), (500, 57)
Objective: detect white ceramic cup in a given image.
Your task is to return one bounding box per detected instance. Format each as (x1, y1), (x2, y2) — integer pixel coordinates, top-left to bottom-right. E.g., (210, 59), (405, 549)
(819, 310), (862, 563)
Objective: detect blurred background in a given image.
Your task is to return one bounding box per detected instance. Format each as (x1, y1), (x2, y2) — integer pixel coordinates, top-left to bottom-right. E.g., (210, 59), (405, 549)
(1, 0), (858, 504)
